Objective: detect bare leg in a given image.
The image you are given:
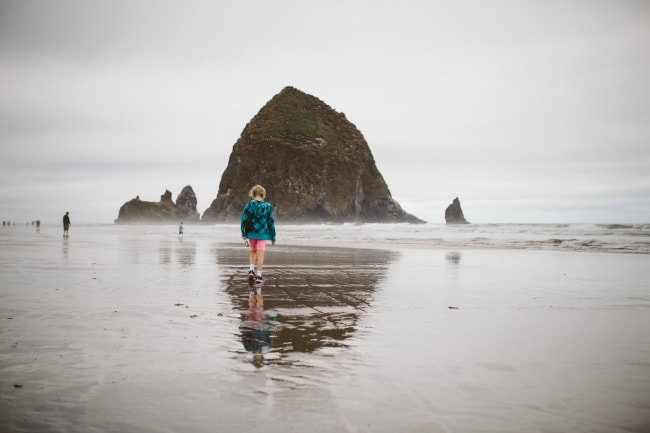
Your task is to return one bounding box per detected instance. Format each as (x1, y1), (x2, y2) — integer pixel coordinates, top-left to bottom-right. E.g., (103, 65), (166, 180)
(249, 250), (257, 269)
(256, 250), (265, 273)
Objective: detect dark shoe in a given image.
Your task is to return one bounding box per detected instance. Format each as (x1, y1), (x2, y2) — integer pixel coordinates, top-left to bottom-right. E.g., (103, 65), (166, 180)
(248, 270), (256, 281)
(255, 274), (263, 284)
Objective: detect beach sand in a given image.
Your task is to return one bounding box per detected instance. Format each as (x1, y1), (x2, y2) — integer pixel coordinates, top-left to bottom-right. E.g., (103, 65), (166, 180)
(1, 225), (649, 432)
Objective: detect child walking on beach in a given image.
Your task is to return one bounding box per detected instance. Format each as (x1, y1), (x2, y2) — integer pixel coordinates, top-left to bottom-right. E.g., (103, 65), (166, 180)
(241, 185), (276, 284)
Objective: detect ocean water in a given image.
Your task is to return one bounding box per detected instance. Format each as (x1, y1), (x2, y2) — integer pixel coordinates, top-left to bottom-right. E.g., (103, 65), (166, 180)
(276, 222), (650, 254)
(4, 222), (649, 254)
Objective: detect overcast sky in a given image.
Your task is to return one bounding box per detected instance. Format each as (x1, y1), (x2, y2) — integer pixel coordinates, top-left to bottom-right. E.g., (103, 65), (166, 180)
(1, 0), (649, 224)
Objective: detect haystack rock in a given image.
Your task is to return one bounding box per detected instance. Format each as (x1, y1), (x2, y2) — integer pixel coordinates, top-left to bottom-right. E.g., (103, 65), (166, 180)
(115, 186), (200, 223)
(202, 86), (423, 223)
(445, 197), (469, 224)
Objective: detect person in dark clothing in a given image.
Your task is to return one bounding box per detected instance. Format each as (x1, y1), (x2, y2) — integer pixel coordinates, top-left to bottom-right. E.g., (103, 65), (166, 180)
(63, 212), (71, 238)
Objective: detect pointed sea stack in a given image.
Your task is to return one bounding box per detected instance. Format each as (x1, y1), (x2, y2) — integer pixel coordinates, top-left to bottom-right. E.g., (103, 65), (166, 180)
(175, 185), (201, 222)
(445, 197), (469, 224)
(202, 86), (423, 223)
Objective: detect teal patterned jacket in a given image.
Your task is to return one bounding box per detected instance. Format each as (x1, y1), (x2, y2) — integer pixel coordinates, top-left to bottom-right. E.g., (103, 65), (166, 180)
(241, 199), (276, 242)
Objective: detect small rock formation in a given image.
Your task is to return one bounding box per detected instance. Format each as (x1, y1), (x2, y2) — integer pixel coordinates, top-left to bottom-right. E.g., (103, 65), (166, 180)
(202, 86), (423, 223)
(159, 190), (175, 212)
(175, 186), (200, 222)
(115, 186), (200, 223)
(445, 197), (469, 224)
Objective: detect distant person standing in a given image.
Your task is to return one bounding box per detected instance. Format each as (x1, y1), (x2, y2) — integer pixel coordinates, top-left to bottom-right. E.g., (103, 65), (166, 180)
(63, 212), (71, 237)
(178, 221), (184, 239)
(241, 185), (276, 284)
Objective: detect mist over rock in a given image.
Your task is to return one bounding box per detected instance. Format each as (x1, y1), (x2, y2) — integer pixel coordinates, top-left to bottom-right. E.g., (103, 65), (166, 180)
(445, 197), (469, 224)
(202, 86), (423, 223)
(115, 186), (200, 224)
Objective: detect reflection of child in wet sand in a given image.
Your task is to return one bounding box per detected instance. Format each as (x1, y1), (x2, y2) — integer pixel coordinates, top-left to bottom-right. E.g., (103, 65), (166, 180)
(240, 185), (276, 284)
(241, 283), (270, 368)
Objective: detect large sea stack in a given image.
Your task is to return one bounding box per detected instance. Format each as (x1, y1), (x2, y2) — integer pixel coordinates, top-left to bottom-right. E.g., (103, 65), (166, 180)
(445, 197), (469, 224)
(202, 86), (423, 223)
(115, 186), (200, 223)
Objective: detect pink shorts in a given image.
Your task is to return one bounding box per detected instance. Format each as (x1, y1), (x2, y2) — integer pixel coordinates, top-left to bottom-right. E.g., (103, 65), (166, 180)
(248, 239), (267, 251)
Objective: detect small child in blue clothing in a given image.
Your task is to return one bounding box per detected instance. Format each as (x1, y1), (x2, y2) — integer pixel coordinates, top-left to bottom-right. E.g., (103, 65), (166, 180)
(241, 185), (276, 284)
(178, 221), (184, 239)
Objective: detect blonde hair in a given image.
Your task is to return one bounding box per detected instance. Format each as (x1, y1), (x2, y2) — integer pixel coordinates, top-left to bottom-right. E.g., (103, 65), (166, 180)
(249, 184), (266, 200)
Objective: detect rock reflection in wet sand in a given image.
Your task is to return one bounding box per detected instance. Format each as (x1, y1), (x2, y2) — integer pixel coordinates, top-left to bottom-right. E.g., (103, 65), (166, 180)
(215, 246), (396, 365)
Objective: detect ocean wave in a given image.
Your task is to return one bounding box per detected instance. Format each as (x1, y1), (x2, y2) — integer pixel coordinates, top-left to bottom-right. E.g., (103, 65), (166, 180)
(599, 224), (635, 230)
(272, 223), (650, 254)
(17, 222), (648, 255)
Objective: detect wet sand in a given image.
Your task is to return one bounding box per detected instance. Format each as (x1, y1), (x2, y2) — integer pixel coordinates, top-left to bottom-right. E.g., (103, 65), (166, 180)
(1, 225), (649, 432)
